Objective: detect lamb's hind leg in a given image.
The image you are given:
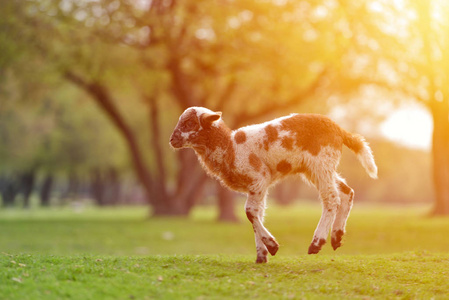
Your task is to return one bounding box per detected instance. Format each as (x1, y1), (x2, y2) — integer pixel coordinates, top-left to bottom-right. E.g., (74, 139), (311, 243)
(252, 215), (269, 264)
(245, 190), (279, 263)
(308, 180), (341, 254)
(331, 177), (354, 250)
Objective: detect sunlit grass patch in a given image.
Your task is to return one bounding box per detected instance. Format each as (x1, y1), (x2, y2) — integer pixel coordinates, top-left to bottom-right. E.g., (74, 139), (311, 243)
(0, 203), (448, 256)
(2, 252), (449, 299)
(1, 203), (449, 298)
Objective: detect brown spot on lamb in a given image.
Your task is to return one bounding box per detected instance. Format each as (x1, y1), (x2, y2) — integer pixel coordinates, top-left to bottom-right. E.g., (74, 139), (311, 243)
(276, 160), (292, 174)
(281, 137), (294, 150)
(279, 114), (343, 156)
(234, 131), (247, 144)
(263, 125), (278, 151)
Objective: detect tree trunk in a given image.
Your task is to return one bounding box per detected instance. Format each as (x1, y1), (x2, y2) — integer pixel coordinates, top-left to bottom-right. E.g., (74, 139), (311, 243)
(40, 174), (53, 207)
(152, 151), (208, 216)
(106, 167), (121, 205)
(216, 182), (239, 222)
(0, 176), (18, 207)
(417, 0), (449, 215)
(146, 94), (171, 215)
(430, 103), (449, 215)
(20, 170), (35, 209)
(62, 171), (79, 203)
(91, 168), (106, 206)
(182, 170), (208, 215)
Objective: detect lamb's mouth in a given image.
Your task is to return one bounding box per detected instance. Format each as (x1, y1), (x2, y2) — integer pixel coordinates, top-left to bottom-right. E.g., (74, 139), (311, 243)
(169, 135), (184, 149)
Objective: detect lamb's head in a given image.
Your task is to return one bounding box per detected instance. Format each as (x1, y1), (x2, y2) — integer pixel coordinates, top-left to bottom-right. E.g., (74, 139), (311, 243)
(169, 107), (222, 149)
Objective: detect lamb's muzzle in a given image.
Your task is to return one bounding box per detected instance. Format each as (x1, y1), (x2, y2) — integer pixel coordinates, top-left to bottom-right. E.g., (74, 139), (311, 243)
(169, 130), (183, 149)
(169, 106), (377, 263)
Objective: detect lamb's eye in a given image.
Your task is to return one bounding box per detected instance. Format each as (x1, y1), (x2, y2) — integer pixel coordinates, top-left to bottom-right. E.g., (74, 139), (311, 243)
(185, 120), (196, 129)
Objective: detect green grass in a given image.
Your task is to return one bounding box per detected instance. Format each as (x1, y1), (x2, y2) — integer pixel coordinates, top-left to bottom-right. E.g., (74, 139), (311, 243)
(1, 203), (449, 299)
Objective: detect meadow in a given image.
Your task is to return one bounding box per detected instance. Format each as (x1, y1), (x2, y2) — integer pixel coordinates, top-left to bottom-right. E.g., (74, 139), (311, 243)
(1, 202), (449, 299)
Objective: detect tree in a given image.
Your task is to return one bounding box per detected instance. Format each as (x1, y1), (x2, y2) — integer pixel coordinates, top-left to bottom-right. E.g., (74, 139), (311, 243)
(16, 0), (344, 218)
(301, 0), (449, 214)
(351, 0), (449, 214)
(9, 0), (439, 218)
(0, 1), (129, 207)
(410, 0), (449, 214)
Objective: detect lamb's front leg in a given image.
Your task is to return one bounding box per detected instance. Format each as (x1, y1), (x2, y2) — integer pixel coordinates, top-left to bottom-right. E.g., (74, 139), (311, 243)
(245, 190), (279, 263)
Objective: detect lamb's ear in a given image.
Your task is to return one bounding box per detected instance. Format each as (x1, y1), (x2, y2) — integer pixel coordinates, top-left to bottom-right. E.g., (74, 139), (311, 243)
(201, 111), (222, 128)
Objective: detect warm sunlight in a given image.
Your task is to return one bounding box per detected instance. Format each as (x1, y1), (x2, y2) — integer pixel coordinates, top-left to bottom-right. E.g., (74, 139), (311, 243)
(380, 104), (433, 150)
(4, 0), (449, 298)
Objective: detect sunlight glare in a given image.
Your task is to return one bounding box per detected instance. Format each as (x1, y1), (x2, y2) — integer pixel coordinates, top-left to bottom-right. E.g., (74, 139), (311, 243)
(380, 105), (433, 150)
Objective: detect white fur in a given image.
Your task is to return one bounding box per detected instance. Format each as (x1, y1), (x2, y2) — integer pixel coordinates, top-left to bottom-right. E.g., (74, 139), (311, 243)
(357, 143), (378, 179)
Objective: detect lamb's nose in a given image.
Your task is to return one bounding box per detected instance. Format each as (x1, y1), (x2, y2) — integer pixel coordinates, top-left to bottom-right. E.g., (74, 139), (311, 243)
(170, 130), (181, 140)
(169, 130), (183, 148)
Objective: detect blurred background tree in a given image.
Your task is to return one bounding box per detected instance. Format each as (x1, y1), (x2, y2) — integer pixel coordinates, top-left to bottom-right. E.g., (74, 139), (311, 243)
(0, 0), (446, 218)
(393, 0), (449, 215)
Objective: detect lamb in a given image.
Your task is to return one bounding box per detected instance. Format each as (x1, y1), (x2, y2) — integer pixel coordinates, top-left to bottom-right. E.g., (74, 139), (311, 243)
(169, 106), (377, 263)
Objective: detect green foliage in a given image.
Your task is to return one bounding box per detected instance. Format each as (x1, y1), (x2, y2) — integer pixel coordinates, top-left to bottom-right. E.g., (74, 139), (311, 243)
(1, 0), (447, 211)
(0, 83), (127, 175)
(0, 2), (131, 177)
(1, 204), (449, 299)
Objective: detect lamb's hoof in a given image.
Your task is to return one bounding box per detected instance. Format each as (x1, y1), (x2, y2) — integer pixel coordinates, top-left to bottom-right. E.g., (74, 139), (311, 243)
(308, 238), (326, 254)
(331, 230), (344, 250)
(255, 255), (268, 263)
(261, 237), (279, 256)
(267, 243), (279, 256)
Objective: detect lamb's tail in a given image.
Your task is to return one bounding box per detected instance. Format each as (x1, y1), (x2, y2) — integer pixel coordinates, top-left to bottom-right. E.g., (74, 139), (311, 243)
(342, 130), (378, 179)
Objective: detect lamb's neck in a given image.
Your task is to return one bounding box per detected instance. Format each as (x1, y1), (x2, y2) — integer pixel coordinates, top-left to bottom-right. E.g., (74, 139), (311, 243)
(194, 123), (233, 170)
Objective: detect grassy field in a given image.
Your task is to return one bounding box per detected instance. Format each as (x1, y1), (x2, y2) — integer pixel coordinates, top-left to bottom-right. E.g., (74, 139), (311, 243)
(1, 202), (449, 299)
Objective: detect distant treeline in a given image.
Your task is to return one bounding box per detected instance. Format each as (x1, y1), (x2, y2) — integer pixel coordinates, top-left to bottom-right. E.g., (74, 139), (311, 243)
(0, 167), (147, 208)
(0, 139), (432, 208)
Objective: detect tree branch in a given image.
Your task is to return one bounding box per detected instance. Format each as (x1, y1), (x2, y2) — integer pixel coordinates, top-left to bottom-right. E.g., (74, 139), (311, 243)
(64, 71), (156, 205)
(233, 68), (329, 127)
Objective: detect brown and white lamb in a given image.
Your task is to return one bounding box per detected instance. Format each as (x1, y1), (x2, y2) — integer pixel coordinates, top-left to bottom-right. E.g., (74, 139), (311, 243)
(169, 107), (377, 263)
